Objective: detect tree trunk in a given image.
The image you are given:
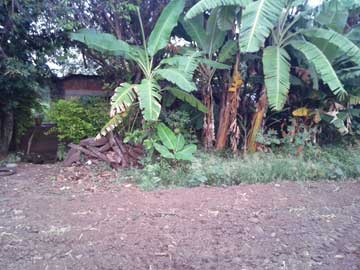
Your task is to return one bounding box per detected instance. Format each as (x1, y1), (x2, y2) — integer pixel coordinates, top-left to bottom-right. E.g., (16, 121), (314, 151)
(0, 110), (14, 156)
(247, 86), (268, 153)
(202, 84), (215, 150)
(216, 54), (243, 152)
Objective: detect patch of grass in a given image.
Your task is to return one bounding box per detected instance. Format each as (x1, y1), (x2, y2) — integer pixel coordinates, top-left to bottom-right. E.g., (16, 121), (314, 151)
(120, 144), (360, 191)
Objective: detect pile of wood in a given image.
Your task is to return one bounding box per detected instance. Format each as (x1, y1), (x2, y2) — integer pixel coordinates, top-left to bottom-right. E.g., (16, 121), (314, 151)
(63, 132), (144, 169)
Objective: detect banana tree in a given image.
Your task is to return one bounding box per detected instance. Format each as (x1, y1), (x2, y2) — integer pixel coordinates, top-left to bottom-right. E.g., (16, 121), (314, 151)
(181, 8), (239, 149)
(186, 0), (360, 151)
(70, 0), (206, 138)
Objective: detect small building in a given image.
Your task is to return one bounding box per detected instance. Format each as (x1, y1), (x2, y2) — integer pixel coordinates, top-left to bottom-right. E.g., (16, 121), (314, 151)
(52, 74), (113, 100)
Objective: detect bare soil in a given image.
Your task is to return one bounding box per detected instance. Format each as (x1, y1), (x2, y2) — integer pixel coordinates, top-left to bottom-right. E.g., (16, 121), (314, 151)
(0, 163), (359, 270)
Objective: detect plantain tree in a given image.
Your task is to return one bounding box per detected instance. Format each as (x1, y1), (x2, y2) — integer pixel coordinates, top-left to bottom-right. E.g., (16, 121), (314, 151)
(181, 8), (238, 149)
(186, 0), (360, 151)
(70, 0), (206, 138)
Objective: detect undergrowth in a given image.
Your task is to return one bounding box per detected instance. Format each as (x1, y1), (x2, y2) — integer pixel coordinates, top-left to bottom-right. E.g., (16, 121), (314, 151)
(117, 144), (360, 191)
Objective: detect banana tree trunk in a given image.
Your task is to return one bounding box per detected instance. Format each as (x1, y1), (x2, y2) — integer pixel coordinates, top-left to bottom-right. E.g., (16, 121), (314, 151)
(216, 54), (243, 152)
(0, 110), (14, 156)
(247, 86), (268, 153)
(202, 84), (215, 150)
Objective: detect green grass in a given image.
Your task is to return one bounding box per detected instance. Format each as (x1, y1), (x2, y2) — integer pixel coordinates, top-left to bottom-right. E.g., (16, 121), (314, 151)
(117, 144), (360, 191)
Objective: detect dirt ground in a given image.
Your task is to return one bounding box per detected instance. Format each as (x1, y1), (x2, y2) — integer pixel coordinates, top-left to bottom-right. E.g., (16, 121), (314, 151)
(0, 163), (359, 270)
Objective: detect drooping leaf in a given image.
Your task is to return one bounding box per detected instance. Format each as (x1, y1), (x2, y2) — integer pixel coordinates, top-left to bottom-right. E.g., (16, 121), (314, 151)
(161, 50), (205, 78)
(290, 40), (347, 98)
(240, 0), (286, 53)
(147, 0), (185, 56)
(97, 114), (123, 138)
(302, 28), (360, 66)
(218, 40), (238, 63)
(110, 83), (137, 117)
(167, 87), (208, 113)
(155, 68), (196, 92)
(154, 143), (175, 159)
(180, 16), (209, 50)
(197, 58), (231, 69)
(217, 6), (237, 31)
(346, 25), (360, 45)
(174, 144), (197, 161)
(70, 29), (131, 57)
(136, 79), (162, 121)
(316, 0), (348, 33)
(263, 46), (291, 111)
(157, 123), (177, 150)
(185, 0), (251, 20)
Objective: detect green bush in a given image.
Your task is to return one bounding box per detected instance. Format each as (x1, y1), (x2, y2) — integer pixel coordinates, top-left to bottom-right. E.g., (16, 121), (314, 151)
(120, 144), (360, 190)
(47, 98), (109, 143)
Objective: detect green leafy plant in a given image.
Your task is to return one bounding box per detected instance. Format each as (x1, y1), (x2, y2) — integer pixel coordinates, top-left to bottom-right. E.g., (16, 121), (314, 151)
(70, 0), (206, 138)
(47, 99), (109, 143)
(154, 123), (197, 161)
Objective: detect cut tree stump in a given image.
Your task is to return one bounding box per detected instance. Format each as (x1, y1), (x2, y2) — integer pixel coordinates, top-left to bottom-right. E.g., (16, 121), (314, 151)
(63, 132), (143, 169)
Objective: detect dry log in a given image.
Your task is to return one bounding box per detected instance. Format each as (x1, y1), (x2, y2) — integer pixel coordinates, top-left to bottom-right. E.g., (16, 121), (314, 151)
(64, 133), (143, 169)
(80, 136), (108, 147)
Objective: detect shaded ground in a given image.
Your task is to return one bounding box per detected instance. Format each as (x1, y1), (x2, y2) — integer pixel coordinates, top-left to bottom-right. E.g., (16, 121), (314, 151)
(0, 163), (359, 270)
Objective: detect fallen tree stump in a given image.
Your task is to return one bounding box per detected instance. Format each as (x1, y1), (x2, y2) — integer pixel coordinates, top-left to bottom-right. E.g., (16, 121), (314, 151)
(63, 132), (144, 169)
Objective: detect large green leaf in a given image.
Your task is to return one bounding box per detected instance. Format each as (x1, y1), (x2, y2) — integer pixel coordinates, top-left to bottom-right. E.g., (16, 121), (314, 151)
(175, 134), (186, 151)
(136, 79), (162, 121)
(147, 0), (185, 56)
(217, 6), (237, 31)
(302, 28), (360, 66)
(263, 46), (291, 111)
(161, 50), (204, 78)
(316, 0), (348, 33)
(174, 144), (197, 161)
(167, 87), (208, 113)
(337, 67), (360, 81)
(290, 40), (347, 98)
(154, 143), (175, 159)
(206, 8), (227, 54)
(70, 29), (131, 57)
(218, 40), (238, 63)
(185, 0), (251, 20)
(180, 16), (208, 50)
(155, 68), (196, 92)
(157, 123), (177, 150)
(240, 0), (286, 53)
(110, 83), (137, 117)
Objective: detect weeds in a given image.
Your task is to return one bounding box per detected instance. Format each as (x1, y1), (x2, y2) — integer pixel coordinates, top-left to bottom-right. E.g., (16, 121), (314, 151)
(121, 144), (360, 191)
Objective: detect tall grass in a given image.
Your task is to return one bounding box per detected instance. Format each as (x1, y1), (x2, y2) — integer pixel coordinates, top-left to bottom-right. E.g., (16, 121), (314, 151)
(119, 144), (360, 190)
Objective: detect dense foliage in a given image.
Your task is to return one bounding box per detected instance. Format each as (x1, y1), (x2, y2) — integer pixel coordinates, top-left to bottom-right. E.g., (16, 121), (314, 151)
(2, 0), (360, 173)
(47, 98), (109, 144)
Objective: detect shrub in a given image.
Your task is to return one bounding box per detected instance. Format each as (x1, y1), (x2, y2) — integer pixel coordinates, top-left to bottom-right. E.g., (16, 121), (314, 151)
(47, 98), (109, 144)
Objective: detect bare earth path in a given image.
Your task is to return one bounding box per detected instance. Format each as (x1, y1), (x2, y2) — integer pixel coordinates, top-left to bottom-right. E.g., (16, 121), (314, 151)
(0, 164), (359, 270)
